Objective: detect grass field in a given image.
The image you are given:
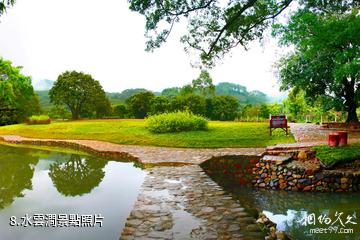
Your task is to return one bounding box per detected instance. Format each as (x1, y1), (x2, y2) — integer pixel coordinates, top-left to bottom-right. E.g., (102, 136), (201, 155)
(313, 143), (360, 166)
(0, 119), (295, 148)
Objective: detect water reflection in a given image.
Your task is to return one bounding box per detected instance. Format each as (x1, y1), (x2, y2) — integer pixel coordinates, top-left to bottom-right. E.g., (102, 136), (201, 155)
(0, 144), (146, 240)
(0, 146), (38, 209)
(202, 156), (360, 240)
(48, 155), (107, 196)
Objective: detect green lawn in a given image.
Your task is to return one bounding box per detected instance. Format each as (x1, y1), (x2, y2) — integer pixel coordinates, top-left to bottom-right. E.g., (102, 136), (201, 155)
(312, 143), (360, 167)
(0, 119), (295, 148)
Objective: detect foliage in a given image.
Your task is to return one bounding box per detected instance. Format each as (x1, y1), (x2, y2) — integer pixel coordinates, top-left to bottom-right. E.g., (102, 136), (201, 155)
(129, 0), (292, 66)
(0, 145), (38, 209)
(147, 111), (208, 133)
(129, 0), (359, 66)
(106, 88), (149, 104)
(313, 143), (360, 167)
(259, 104), (270, 119)
(161, 87), (181, 97)
(191, 70), (215, 96)
(48, 154), (106, 196)
(0, 119), (295, 148)
(49, 105), (71, 119)
(150, 96), (171, 115)
(275, 10), (360, 122)
(126, 91), (155, 118)
(0, 58), (40, 125)
(113, 103), (129, 118)
(49, 71), (110, 120)
(94, 96), (112, 118)
(216, 82), (267, 104)
(240, 104), (260, 119)
(206, 95), (239, 120)
(28, 115), (50, 121)
(27, 115), (51, 125)
(0, 0), (15, 18)
(172, 93), (207, 116)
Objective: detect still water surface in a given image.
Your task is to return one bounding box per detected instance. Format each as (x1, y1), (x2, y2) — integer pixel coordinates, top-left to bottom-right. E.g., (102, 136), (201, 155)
(0, 144), (146, 240)
(201, 156), (360, 240)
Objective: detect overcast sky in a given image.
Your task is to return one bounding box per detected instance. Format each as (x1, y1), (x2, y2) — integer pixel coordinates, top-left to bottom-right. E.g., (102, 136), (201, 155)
(0, 0), (291, 96)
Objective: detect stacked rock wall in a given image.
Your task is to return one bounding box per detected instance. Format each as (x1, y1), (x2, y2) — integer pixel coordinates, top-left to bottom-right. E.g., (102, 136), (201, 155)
(252, 151), (360, 192)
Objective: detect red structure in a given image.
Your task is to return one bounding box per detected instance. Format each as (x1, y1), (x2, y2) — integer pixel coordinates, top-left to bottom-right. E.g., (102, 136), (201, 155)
(328, 133), (340, 147)
(338, 131), (348, 146)
(269, 115), (289, 136)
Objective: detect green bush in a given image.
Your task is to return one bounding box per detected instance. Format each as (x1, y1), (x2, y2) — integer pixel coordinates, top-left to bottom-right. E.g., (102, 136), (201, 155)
(27, 115), (51, 125)
(146, 111), (208, 133)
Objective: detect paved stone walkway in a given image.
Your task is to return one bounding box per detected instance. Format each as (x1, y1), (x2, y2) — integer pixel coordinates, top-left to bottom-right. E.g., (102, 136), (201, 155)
(0, 135), (264, 165)
(120, 166), (265, 240)
(289, 123), (360, 143)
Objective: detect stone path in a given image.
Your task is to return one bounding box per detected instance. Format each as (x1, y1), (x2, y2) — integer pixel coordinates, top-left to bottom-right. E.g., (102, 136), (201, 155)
(289, 123), (360, 143)
(120, 166), (265, 240)
(0, 135), (264, 165)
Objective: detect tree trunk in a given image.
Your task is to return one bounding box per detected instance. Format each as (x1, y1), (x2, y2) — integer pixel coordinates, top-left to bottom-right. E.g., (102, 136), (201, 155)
(71, 110), (80, 120)
(346, 104), (359, 123)
(344, 77), (359, 123)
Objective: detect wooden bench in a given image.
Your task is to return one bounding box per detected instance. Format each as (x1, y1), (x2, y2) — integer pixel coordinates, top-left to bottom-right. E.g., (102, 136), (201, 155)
(269, 115), (289, 136)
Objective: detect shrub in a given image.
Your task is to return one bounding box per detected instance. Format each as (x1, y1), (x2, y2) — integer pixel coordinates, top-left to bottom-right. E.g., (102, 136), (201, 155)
(26, 115), (51, 125)
(146, 111), (208, 133)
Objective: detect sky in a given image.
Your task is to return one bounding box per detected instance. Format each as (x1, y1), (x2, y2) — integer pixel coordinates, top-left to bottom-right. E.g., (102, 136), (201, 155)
(0, 0), (292, 96)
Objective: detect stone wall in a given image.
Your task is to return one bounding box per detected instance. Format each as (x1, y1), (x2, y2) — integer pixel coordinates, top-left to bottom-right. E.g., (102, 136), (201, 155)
(252, 151), (360, 192)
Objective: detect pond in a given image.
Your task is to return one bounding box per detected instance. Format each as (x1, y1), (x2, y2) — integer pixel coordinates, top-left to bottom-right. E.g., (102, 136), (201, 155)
(0, 144), (146, 240)
(201, 156), (360, 240)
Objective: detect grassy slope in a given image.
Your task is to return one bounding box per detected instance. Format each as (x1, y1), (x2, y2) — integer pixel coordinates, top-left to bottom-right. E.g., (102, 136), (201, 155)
(313, 143), (360, 166)
(0, 119), (294, 148)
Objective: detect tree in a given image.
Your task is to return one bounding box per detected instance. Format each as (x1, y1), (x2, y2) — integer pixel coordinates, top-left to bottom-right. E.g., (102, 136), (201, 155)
(113, 103), (129, 118)
(161, 87), (181, 97)
(259, 104), (270, 118)
(192, 70), (215, 96)
(206, 95), (239, 120)
(128, 0), (359, 66)
(125, 91), (155, 118)
(0, 57), (40, 125)
(49, 105), (71, 120)
(0, 0), (15, 18)
(180, 84), (195, 95)
(107, 88), (148, 104)
(172, 93), (207, 116)
(49, 71), (109, 120)
(150, 96), (171, 115)
(275, 10), (360, 123)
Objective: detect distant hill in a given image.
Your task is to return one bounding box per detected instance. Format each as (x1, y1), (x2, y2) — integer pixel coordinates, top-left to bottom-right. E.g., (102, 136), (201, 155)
(36, 83), (280, 111)
(106, 88), (150, 104)
(32, 79), (54, 91)
(215, 82), (268, 104)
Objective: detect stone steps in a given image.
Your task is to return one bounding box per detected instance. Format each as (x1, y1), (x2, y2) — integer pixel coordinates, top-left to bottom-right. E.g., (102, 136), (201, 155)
(261, 154), (292, 165)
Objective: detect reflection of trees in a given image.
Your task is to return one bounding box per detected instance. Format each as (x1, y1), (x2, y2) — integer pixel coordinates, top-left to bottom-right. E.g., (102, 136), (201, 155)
(0, 145), (38, 209)
(49, 155), (107, 196)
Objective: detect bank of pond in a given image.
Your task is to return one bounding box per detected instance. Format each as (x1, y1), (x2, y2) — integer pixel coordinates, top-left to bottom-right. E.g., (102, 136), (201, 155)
(1, 144), (359, 240)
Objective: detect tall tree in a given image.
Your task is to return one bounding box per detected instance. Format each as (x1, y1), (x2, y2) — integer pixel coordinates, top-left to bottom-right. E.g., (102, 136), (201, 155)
(49, 71), (109, 120)
(0, 57), (39, 125)
(125, 91), (155, 118)
(128, 0), (359, 66)
(192, 70), (215, 96)
(275, 10), (360, 123)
